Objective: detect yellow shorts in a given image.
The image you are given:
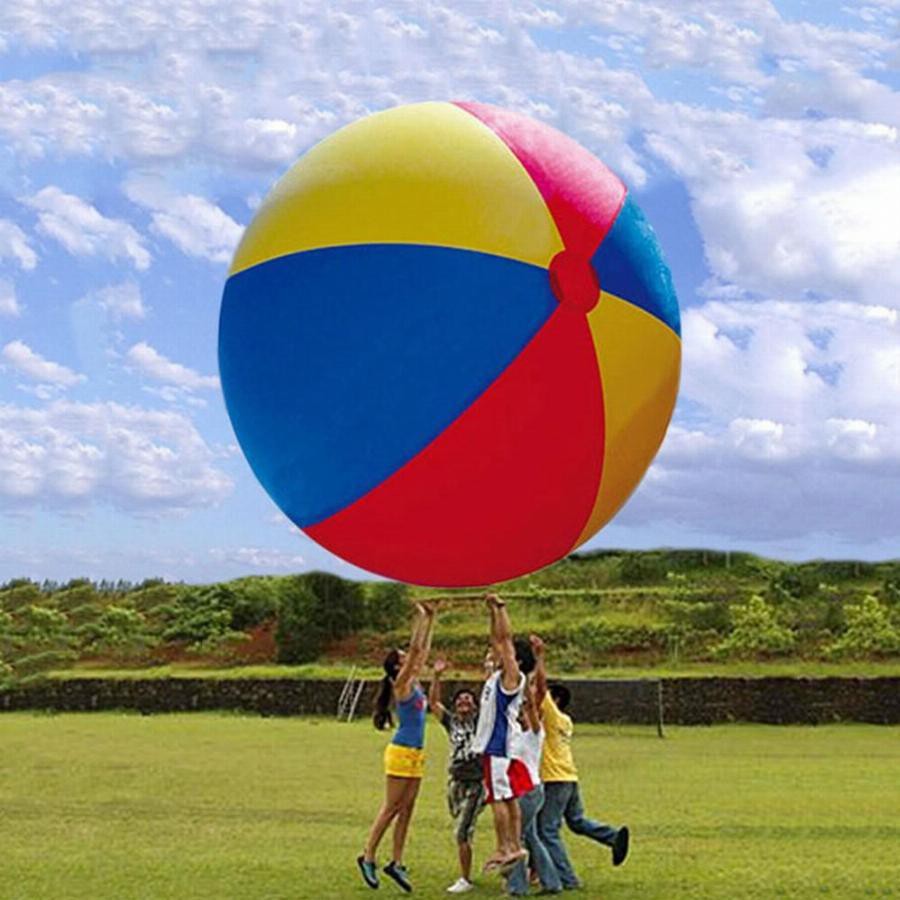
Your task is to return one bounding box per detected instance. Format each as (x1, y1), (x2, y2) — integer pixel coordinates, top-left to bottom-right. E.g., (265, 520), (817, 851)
(384, 743), (425, 779)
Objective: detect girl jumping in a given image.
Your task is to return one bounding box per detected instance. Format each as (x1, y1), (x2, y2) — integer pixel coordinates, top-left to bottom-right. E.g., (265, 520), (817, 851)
(357, 601), (437, 893)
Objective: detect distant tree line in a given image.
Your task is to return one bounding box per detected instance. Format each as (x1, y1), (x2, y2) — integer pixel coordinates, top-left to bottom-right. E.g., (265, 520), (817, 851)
(0, 572), (408, 686)
(2, 550), (899, 687)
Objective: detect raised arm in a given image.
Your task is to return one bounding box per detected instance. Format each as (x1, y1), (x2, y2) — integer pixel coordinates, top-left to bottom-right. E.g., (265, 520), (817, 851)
(530, 633), (548, 709)
(522, 678), (542, 732)
(395, 602), (437, 699)
(428, 658), (449, 720)
(486, 593), (520, 692)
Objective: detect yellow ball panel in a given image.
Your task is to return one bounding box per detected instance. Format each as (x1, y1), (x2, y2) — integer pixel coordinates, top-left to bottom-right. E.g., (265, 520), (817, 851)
(573, 291), (681, 548)
(229, 101), (564, 276)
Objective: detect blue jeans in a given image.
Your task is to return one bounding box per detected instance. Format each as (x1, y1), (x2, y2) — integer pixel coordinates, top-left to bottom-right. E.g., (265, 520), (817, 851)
(537, 781), (619, 889)
(508, 784), (562, 896)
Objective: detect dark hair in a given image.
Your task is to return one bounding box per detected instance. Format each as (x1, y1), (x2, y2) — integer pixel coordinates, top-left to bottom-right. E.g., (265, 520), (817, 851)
(373, 649), (401, 730)
(513, 637), (536, 675)
(548, 682), (572, 711)
(451, 687), (476, 708)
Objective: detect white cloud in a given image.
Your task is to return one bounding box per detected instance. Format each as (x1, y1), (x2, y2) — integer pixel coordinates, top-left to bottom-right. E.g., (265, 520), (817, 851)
(727, 418), (805, 462)
(628, 420), (900, 544)
(645, 111), (900, 306)
(0, 79), (104, 159)
(124, 178), (242, 264)
(0, 3), (658, 178)
(23, 186), (151, 270)
(0, 280), (21, 316)
(2, 340), (85, 389)
(0, 219), (38, 269)
(0, 76), (179, 161)
(126, 342), (219, 392)
(0, 1), (894, 184)
(92, 281), (147, 320)
(616, 297), (900, 543)
(681, 299), (900, 424)
(208, 547), (305, 569)
(0, 400), (232, 513)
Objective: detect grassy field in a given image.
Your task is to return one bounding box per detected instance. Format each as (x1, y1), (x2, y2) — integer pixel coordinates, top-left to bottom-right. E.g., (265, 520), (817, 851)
(1, 716), (897, 899)
(48, 659), (900, 681)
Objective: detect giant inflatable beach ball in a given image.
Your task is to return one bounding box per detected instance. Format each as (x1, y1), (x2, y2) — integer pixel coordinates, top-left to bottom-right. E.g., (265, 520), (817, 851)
(219, 101), (680, 587)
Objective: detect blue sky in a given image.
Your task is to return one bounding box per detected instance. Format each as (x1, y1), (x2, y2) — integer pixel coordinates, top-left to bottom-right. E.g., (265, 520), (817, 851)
(1, 1), (899, 583)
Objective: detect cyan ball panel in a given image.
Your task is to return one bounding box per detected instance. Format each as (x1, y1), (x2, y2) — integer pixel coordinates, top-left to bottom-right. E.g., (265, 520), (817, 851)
(592, 194), (681, 337)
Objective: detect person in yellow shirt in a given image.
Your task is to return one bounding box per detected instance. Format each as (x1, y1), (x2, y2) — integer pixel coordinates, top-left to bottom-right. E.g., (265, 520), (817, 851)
(532, 635), (630, 890)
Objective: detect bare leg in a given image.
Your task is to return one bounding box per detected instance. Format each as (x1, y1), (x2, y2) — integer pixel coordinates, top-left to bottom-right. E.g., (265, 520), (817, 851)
(391, 778), (421, 864)
(458, 841), (473, 881)
(492, 801), (512, 855)
(364, 776), (406, 861)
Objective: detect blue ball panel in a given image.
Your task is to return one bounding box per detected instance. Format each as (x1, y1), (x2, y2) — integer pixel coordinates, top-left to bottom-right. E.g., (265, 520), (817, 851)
(219, 243), (557, 527)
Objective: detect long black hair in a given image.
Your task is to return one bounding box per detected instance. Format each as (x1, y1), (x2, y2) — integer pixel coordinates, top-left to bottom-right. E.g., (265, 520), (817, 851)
(373, 649), (401, 730)
(514, 637), (536, 675)
(548, 681), (572, 711)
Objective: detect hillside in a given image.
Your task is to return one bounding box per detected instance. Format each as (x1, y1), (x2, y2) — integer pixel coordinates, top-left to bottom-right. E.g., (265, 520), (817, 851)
(2, 549), (899, 685)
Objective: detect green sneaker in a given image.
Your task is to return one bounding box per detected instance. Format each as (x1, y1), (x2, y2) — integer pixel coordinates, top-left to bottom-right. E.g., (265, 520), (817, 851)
(357, 855), (379, 889)
(383, 860), (413, 893)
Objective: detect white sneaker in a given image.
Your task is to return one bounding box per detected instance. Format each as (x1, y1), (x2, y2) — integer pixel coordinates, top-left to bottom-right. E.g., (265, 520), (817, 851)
(446, 877), (474, 893)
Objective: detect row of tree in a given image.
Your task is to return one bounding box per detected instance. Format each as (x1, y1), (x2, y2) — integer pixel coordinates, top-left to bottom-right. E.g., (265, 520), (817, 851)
(2, 555), (899, 686)
(0, 573), (408, 686)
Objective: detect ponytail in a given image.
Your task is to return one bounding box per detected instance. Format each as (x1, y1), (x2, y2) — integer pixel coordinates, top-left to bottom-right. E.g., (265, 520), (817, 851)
(373, 649), (401, 730)
(373, 675), (394, 730)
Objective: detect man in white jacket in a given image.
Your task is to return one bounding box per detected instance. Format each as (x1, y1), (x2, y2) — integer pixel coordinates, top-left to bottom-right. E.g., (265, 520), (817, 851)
(472, 593), (537, 874)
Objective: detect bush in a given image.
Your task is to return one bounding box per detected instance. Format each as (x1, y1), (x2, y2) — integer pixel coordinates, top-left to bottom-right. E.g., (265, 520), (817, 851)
(364, 582), (408, 631)
(79, 605), (152, 655)
(713, 596), (796, 659)
(661, 599), (731, 634)
(274, 573), (366, 664)
(618, 553), (668, 585)
(799, 560), (876, 582)
(275, 579), (322, 663)
(228, 578), (282, 631)
(880, 578), (900, 608)
(53, 579), (101, 614)
(563, 619), (670, 658)
(768, 568), (821, 601)
(775, 583), (847, 637)
(300, 571), (366, 640)
(128, 581), (180, 632)
(826, 596), (900, 659)
(0, 603), (76, 684)
(0, 579), (43, 613)
(162, 585), (239, 648)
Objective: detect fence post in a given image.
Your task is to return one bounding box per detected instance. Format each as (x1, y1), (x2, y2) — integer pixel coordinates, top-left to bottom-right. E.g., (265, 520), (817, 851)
(656, 679), (665, 739)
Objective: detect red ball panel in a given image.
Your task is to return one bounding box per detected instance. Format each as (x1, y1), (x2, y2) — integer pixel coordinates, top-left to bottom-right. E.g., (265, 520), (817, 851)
(306, 306), (605, 586)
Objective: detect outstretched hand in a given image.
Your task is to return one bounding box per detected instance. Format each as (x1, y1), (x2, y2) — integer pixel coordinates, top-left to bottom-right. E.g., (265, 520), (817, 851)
(484, 592), (502, 609)
(433, 658), (449, 675)
(529, 633), (545, 657)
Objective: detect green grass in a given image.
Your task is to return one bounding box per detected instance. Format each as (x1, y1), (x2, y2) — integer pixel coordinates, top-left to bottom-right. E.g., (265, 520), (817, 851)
(0, 715), (896, 899)
(570, 659), (900, 679)
(49, 662), (378, 681)
(48, 658), (900, 681)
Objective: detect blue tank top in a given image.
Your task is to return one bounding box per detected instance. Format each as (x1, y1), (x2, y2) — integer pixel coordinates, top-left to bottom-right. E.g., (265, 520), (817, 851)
(391, 684), (427, 750)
